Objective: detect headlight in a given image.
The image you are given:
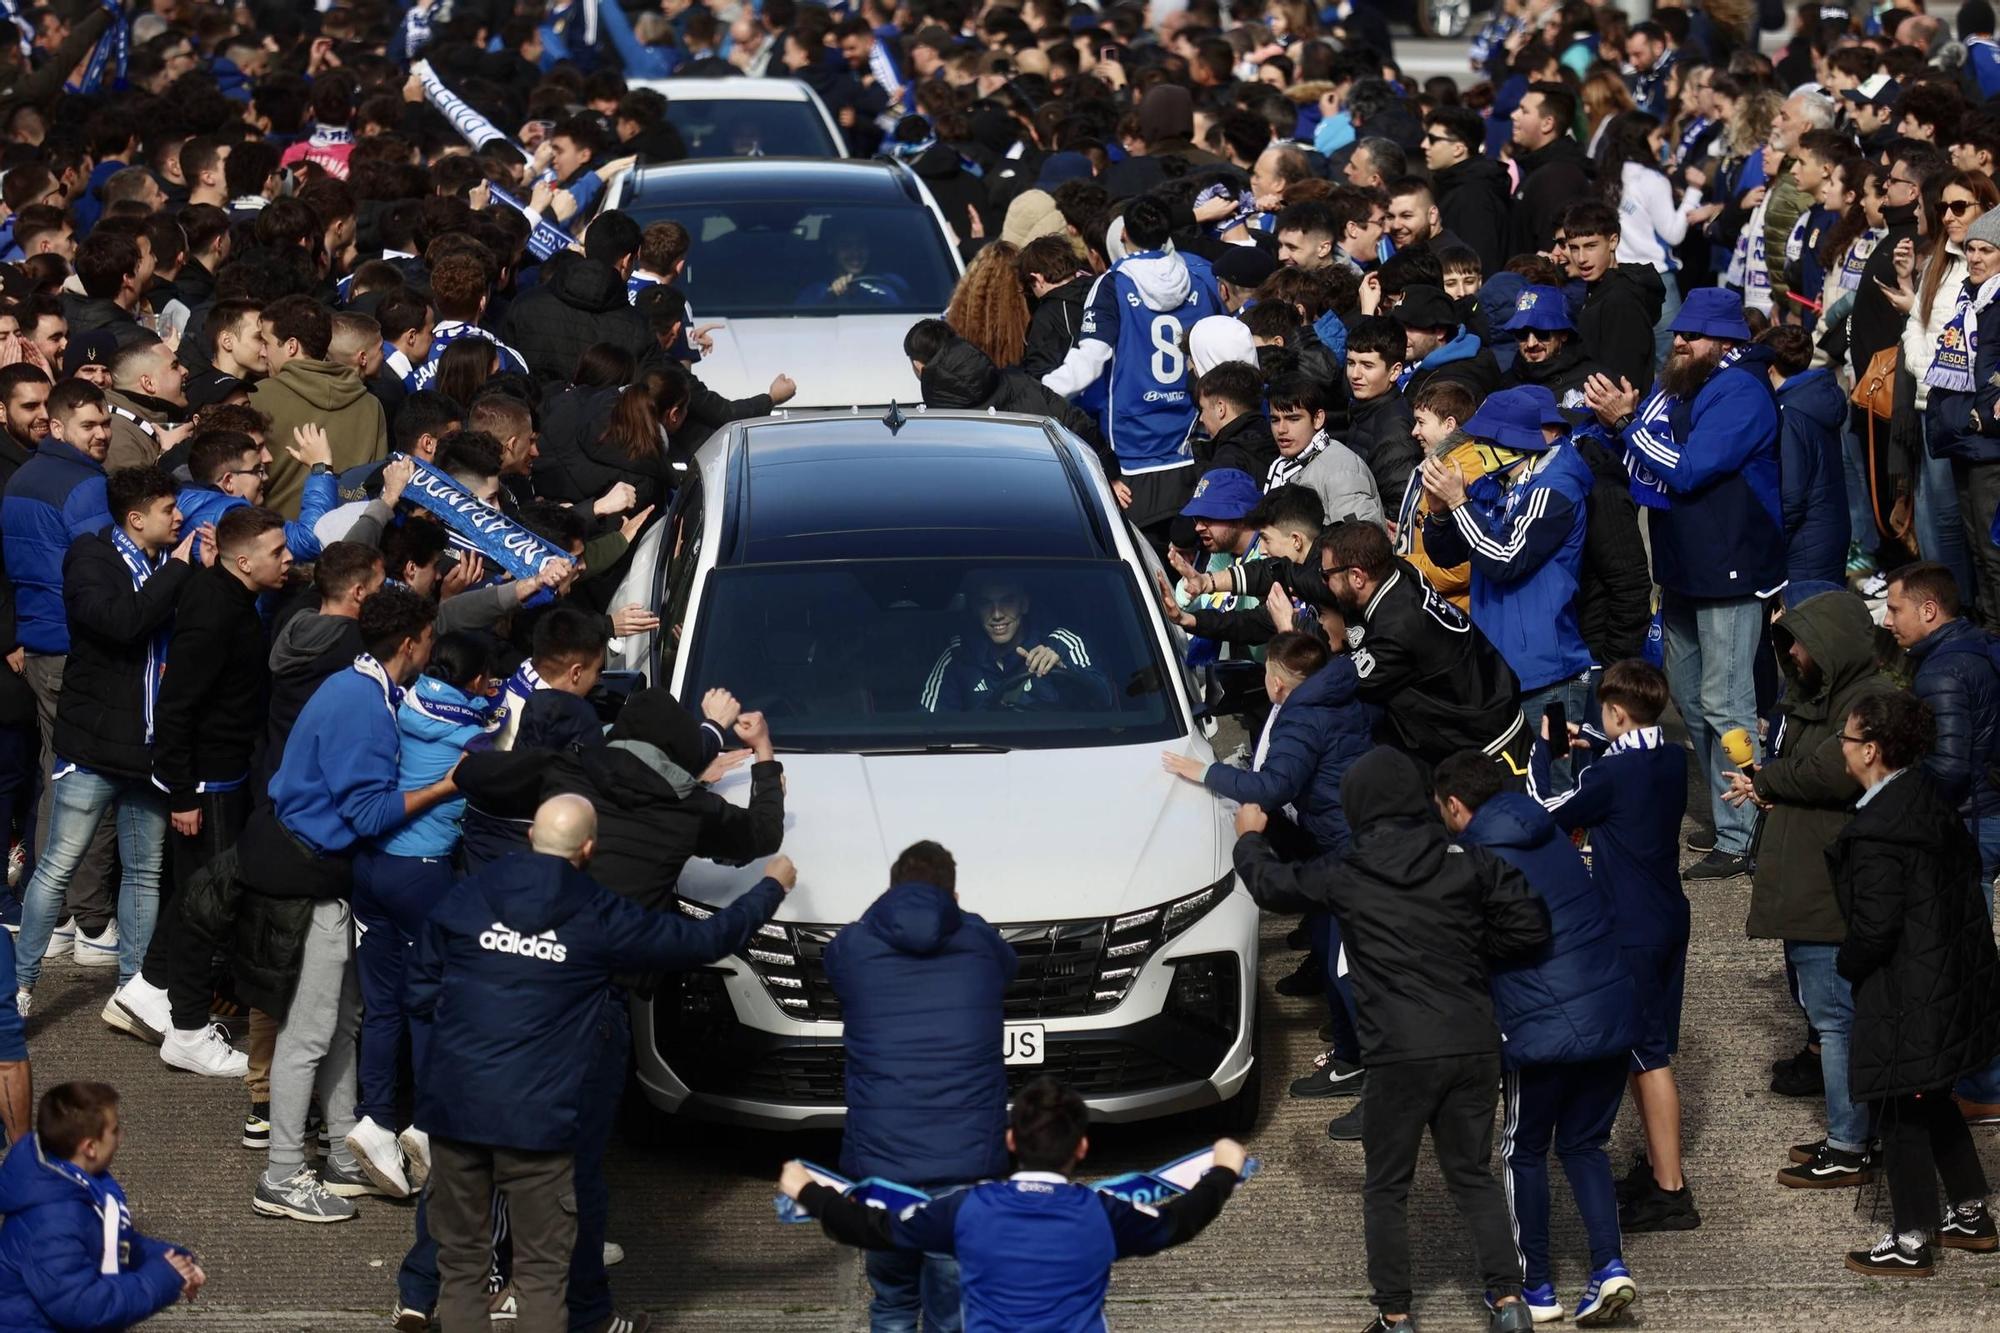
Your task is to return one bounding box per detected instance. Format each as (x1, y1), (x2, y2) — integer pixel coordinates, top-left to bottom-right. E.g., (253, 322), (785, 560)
(1092, 874), (1234, 1006)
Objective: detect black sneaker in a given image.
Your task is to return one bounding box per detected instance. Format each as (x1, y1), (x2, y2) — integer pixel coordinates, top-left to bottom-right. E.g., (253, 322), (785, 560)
(1285, 922), (1311, 950)
(1778, 1142), (1872, 1189)
(1683, 850), (1752, 881)
(1939, 1201), (1999, 1252)
(1770, 1047), (1824, 1097)
(1327, 1102), (1365, 1141)
(1685, 827), (1717, 854)
(1620, 1177), (1701, 1232)
(1274, 956), (1325, 997)
(1788, 1137), (1826, 1165)
(1614, 1152), (1653, 1204)
(1845, 1232), (1934, 1277)
(242, 1102), (271, 1151)
(1288, 1050), (1365, 1099)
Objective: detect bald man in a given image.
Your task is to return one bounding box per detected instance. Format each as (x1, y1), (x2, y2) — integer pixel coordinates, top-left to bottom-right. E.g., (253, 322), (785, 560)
(407, 796), (795, 1331)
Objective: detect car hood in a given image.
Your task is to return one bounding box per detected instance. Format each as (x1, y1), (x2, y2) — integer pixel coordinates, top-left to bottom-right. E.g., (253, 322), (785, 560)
(678, 745), (1228, 924)
(691, 315), (922, 408)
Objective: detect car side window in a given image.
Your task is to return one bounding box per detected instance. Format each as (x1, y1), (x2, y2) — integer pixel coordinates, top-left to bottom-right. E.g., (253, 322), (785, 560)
(656, 478), (706, 686)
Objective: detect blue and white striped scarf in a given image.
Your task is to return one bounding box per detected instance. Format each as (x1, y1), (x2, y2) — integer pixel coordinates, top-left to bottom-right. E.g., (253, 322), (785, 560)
(109, 526), (168, 745)
(1925, 272), (2000, 395)
(67, 0), (125, 95)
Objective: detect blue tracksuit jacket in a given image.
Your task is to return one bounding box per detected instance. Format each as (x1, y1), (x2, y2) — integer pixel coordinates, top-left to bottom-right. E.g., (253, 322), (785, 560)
(1, 439), (111, 654)
(1539, 724), (1691, 949)
(0, 1137), (186, 1333)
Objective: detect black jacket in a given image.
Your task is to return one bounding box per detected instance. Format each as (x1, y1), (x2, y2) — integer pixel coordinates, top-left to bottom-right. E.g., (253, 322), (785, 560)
(1572, 435), (1654, 666)
(1851, 202), (1921, 379)
(1579, 265), (1665, 392)
(1832, 769), (2000, 1101)
(1234, 746), (1550, 1065)
(1434, 157), (1513, 275)
(919, 338), (1117, 477)
(1505, 341), (1602, 420)
(59, 294), (149, 350)
(503, 255), (653, 388)
(907, 145), (993, 258)
(1241, 557), (1522, 764)
(1343, 393), (1422, 505)
(533, 385), (682, 518)
(1508, 136), (1593, 259)
(54, 533), (194, 780)
(152, 565), (268, 813)
(1403, 343), (1503, 402)
(1020, 274), (1092, 378)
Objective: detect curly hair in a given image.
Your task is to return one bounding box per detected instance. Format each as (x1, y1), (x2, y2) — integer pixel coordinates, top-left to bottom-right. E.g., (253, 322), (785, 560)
(1848, 691), (1936, 771)
(945, 241), (1031, 370)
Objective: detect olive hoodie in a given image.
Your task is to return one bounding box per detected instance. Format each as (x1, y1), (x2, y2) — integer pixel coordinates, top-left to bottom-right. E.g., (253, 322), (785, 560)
(249, 358), (387, 519)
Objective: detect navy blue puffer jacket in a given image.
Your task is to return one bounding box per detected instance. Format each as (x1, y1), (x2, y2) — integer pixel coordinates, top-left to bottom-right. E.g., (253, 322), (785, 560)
(1909, 617), (2000, 820)
(826, 882), (1019, 1187)
(1199, 656), (1377, 854)
(1463, 793), (1640, 1068)
(1774, 367), (1850, 586)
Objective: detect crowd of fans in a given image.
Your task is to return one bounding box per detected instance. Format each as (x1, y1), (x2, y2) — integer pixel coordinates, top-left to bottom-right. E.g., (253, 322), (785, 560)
(0, 0), (1991, 1330)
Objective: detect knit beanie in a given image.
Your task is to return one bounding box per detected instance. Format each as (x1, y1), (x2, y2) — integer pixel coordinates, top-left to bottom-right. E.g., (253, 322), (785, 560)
(1968, 208), (2000, 252)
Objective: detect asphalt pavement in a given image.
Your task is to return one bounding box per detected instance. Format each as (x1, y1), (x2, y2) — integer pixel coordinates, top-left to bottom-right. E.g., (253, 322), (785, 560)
(24, 798), (2000, 1333)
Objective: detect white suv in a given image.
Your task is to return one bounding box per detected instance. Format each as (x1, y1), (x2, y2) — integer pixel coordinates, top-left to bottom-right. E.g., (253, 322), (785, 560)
(611, 407), (1262, 1131)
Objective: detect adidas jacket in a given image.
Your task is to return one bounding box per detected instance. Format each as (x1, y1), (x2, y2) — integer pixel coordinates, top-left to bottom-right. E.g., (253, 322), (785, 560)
(410, 851), (785, 1151)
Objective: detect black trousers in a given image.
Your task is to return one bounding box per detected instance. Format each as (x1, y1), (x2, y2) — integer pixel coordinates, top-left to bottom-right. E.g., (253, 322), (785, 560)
(1879, 1087), (1990, 1235)
(145, 787), (252, 1027)
(1361, 1052), (1523, 1314)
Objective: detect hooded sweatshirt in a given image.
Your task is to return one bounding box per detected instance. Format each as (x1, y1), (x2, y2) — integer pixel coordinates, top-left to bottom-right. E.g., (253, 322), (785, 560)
(262, 609), (364, 784)
(824, 881), (1019, 1186)
(1773, 366), (1850, 585)
(1233, 746), (1551, 1064)
(1043, 248), (1223, 475)
(0, 1136), (186, 1333)
(381, 675), (502, 858)
(250, 358), (387, 519)
(503, 254), (653, 387)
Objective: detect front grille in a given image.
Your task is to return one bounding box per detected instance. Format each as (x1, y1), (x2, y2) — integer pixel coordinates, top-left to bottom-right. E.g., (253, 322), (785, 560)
(665, 1038), (1190, 1104)
(678, 886), (1226, 1022)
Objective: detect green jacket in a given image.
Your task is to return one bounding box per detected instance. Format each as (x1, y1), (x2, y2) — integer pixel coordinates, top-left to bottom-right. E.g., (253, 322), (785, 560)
(1746, 590), (1897, 943)
(1762, 166), (1813, 310)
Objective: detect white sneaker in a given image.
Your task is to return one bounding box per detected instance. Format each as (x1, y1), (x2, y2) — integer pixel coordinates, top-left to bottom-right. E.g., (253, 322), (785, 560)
(43, 918), (73, 961)
(104, 974), (169, 1043)
(343, 1116), (411, 1198)
(159, 1023), (249, 1077)
(398, 1125), (431, 1192)
(72, 920), (117, 968)
(13, 988), (27, 1018)
(603, 1241), (625, 1267)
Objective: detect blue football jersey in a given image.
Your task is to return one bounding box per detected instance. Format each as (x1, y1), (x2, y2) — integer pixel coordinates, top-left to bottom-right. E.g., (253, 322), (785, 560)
(1080, 252), (1223, 474)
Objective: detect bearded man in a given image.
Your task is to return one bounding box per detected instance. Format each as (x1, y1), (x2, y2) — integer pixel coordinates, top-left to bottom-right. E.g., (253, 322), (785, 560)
(1584, 288), (1782, 880)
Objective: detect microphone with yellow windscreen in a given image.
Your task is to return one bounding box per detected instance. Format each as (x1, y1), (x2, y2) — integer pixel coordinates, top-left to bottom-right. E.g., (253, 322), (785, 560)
(1721, 727), (1757, 771)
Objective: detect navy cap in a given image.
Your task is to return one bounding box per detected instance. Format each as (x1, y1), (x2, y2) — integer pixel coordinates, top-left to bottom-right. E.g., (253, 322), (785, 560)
(1464, 386), (1562, 453)
(184, 370), (245, 412)
(1213, 245), (1278, 291)
(1670, 288), (1754, 342)
(63, 330), (117, 378)
(1180, 467), (1262, 520)
(1501, 284), (1576, 335)
(1037, 151), (1094, 188)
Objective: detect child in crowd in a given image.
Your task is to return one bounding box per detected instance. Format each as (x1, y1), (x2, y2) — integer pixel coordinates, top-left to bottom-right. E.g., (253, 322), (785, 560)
(1396, 379), (1500, 610)
(347, 632), (504, 1198)
(0, 1082), (203, 1330)
(1536, 659), (1700, 1233)
(1266, 373), (1382, 525)
(781, 1078), (1245, 1332)
(1438, 244), (1485, 302)
(1343, 316), (1421, 502)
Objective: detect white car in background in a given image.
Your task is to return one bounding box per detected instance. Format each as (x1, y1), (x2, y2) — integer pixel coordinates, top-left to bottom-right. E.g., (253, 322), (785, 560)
(624, 76), (845, 159)
(604, 158), (964, 408)
(608, 407), (1262, 1133)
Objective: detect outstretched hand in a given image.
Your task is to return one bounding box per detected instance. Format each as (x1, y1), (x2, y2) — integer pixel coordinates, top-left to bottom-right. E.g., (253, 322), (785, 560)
(1234, 803), (1268, 836)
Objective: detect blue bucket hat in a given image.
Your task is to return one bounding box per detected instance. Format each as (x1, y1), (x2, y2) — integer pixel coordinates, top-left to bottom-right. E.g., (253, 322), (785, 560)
(1512, 383), (1569, 430)
(1464, 387), (1562, 453)
(1670, 288), (1754, 342)
(1501, 284), (1576, 335)
(1180, 467), (1262, 520)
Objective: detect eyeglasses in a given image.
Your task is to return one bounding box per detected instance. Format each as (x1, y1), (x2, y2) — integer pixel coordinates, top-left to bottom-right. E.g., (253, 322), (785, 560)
(228, 464), (268, 479)
(1944, 198), (1981, 216)
(1887, 174), (1919, 190)
(1838, 733), (1870, 745)
(1517, 329), (1559, 343)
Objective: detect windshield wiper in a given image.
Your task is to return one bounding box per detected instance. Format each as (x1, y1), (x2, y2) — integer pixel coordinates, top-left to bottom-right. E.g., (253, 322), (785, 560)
(854, 742), (1014, 755)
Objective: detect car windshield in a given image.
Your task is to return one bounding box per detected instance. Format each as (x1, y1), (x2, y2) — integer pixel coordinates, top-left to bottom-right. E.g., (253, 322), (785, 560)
(629, 201), (959, 318)
(662, 98), (840, 159)
(680, 558), (1183, 751)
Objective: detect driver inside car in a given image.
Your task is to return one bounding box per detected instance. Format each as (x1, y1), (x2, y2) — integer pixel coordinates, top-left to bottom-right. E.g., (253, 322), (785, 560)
(796, 227), (911, 307)
(920, 575), (1108, 712)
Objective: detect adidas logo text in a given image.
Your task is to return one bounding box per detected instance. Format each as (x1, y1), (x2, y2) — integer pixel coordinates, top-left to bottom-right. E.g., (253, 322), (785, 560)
(479, 923), (568, 963)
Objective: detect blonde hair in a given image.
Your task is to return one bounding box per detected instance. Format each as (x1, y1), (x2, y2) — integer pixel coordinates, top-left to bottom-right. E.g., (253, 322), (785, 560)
(945, 241), (1032, 370)
(1580, 70), (1634, 133)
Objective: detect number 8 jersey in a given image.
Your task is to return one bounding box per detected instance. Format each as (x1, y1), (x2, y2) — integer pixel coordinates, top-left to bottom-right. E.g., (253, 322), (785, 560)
(1074, 249), (1224, 475)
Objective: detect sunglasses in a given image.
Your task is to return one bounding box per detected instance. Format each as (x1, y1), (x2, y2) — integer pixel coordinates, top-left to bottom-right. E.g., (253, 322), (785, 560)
(1516, 329), (1559, 343)
(1945, 198), (1981, 217)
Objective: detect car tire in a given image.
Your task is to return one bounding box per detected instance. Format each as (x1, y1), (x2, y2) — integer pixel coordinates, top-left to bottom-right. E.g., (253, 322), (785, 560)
(1416, 0), (1475, 39)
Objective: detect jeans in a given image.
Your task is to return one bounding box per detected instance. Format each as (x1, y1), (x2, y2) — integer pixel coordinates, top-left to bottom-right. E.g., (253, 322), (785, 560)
(1520, 672), (1594, 797)
(1951, 459), (2000, 630)
(21, 656), (111, 934)
(1842, 423), (1878, 557)
(1500, 1057), (1627, 1286)
(866, 1249), (964, 1332)
(1785, 941), (1869, 1152)
(352, 850), (454, 1126)
(1914, 425), (1974, 599)
(14, 766), (166, 989)
(1361, 1052), (1522, 1314)
(1650, 269), (1680, 376)
(1957, 817), (2000, 1104)
(566, 997), (628, 1331)
(1660, 591), (1763, 856)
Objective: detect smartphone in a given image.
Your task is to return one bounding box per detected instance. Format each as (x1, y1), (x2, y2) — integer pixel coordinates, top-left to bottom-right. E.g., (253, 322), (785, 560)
(1101, 45), (1122, 63)
(1544, 702), (1567, 748)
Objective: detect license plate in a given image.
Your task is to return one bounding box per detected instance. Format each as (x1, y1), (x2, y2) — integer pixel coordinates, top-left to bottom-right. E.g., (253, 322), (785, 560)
(1003, 1023), (1045, 1066)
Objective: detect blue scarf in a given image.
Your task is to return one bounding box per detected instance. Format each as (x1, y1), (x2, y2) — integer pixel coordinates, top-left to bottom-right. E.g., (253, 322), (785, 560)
(485, 182), (576, 262)
(109, 526), (168, 745)
(1925, 273), (2000, 395)
(352, 653), (405, 716)
(391, 453), (569, 584)
(68, 0), (125, 94)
